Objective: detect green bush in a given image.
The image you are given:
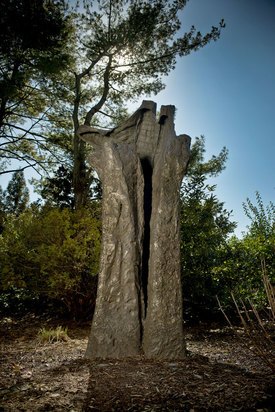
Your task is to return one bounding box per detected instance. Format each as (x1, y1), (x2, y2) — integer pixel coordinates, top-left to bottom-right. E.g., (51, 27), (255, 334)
(180, 188), (275, 321)
(213, 234), (275, 311)
(213, 193), (275, 316)
(180, 136), (236, 321)
(0, 287), (41, 315)
(0, 204), (101, 319)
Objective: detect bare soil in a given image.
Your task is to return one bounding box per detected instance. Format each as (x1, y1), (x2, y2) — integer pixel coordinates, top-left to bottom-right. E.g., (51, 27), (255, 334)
(0, 315), (274, 411)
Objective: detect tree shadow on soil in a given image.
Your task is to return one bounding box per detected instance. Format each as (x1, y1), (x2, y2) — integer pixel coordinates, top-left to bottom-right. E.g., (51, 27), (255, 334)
(80, 355), (274, 412)
(1, 316), (274, 412)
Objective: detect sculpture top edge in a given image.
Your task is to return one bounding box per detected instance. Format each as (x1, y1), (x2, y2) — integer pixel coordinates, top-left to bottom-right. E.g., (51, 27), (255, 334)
(78, 101), (179, 141)
(140, 100), (176, 120)
(140, 100), (157, 114)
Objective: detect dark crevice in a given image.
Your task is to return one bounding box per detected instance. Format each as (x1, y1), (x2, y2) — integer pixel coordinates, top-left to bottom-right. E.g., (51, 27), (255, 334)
(158, 114), (167, 125)
(140, 158), (153, 317)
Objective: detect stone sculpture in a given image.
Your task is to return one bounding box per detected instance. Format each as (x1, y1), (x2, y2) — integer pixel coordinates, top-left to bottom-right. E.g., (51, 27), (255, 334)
(78, 101), (191, 359)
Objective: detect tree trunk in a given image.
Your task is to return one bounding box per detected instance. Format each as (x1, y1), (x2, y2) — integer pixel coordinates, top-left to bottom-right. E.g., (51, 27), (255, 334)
(78, 101), (191, 359)
(72, 134), (90, 209)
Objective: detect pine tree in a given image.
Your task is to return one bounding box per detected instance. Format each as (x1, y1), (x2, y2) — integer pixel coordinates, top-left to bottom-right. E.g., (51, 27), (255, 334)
(4, 171), (29, 215)
(45, 0), (225, 208)
(0, 0), (71, 175)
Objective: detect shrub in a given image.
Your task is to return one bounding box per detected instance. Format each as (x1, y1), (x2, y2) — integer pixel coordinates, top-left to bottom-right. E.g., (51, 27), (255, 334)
(0, 204), (101, 319)
(213, 232), (275, 314)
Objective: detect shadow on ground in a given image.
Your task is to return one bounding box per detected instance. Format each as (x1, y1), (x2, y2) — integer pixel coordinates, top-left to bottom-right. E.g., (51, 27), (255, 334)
(0, 316), (274, 411)
(81, 356), (274, 411)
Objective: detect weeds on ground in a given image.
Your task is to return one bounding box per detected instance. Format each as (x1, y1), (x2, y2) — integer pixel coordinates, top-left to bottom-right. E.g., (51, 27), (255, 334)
(37, 326), (69, 343)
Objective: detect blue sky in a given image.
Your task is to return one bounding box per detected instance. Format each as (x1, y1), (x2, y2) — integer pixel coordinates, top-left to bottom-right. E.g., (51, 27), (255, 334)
(1, 0), (274, 237)
(147, 0), (275, 236)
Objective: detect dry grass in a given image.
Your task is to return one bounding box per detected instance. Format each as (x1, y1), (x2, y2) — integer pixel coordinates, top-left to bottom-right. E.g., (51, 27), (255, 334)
(218, 259), (275, 373)
(37, 325), (69, 343)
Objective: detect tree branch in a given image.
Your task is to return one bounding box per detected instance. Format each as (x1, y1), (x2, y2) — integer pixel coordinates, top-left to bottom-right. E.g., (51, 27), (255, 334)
(110, 24), (224, 71)
(0, 60), (21, 126)
(0, 160), (53, 176)
(0, 149), (47, 176)
(72, 50), (110, 131)
(2, 123), (48, 141)
(84, 55), (113, 125)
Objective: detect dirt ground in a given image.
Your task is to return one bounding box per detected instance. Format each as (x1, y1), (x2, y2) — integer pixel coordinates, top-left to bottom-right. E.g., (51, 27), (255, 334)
(0, 314), (274, 411)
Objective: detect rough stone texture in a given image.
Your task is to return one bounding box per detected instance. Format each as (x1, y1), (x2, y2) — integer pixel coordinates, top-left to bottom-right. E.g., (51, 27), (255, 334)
(142, 106), (190, 359)
(78, 101), (191, 359)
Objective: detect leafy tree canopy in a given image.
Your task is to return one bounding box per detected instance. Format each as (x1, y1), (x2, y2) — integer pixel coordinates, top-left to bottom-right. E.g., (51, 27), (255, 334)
(0, 0), (71, 175)
(66, 0), (225, 127)
(0, 0), (225, 206)
(65, 0), (225, 207)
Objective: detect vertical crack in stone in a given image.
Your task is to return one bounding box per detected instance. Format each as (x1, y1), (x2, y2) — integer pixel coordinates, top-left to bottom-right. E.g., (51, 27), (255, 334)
(78, 101), (191, 359)
(140, 157), (153, 316)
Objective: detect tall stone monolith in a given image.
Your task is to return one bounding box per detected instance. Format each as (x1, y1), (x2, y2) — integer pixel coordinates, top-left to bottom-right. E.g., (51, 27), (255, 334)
(78, 101), (191, 359)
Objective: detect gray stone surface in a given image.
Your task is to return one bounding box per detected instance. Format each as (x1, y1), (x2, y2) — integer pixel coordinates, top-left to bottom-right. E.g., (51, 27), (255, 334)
(78, 101), (191, 359)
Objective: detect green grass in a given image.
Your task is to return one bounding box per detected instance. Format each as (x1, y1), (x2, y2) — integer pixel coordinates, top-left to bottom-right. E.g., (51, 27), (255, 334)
(37, 325), (69, 343)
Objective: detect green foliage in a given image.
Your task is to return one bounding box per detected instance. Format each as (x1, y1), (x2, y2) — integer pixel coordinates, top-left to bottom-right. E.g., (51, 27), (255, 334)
(0, 0), (69, 58)
(0, 0), (71, 174)
(180, 136), (236, 320)
(40, 165), (75, 209)
(214, 193), (275, 310)
(38, 164), (102, 209)
(0, 205), (101, 318)
(48, 0), (225, 207)
(243, 191), (275, 240)
(0, 186), (5, 233)
(3, 170), (29, 215)
(69, 0), (224, 116)
(180, 142), (274, 321)
(0, 0), (225, 206)
(0, 287), (42, 315)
